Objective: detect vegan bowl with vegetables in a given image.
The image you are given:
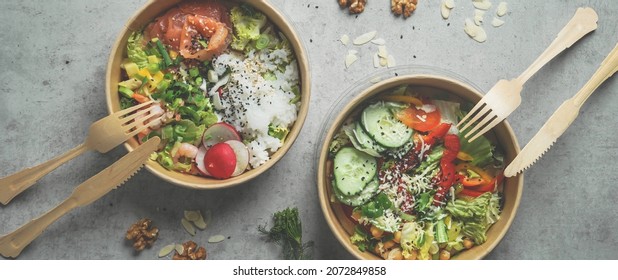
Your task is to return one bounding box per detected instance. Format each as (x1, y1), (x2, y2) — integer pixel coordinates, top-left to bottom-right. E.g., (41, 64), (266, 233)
(110, 0), (305, 183)
(318, 73), (522, 260)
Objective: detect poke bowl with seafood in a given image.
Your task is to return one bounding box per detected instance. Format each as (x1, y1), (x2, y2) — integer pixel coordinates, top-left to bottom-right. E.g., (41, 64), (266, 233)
(317, 73), (523, 260)
(106, 0), (310, 189)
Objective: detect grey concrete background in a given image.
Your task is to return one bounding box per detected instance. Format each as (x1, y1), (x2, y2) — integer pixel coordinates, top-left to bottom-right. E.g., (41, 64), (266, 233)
(1, 0), (617, 260)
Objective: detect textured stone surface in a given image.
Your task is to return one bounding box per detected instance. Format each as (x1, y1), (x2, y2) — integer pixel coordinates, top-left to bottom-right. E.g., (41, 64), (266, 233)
(1, 0), (617, 260)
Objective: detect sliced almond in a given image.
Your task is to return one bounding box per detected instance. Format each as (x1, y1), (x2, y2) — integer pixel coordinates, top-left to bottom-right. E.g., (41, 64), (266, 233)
(158, 244), (176, 258)
(387, 55), (396, 68)
(474, 9), (485, 25)
(373, 53), (380, 68)
(208, 235), (226, 243)
(464, 18), (478, 37)
(181, 218), (196, 236)
(377, 46), (388, 58)
(472, 0), (492, 10)
(444, 0), (455, 9)
(193, 213), (208, 230)
(340, 34), (350, 45)
(497, 2), (508, 17)
(184, 210), (200, 222)
(473, 26), (488, 43)
(379, 57), (388, 67)
(345, 53), (359, 69)
(492, 17), (505, 27)
(371, 38), (386, 45)
(175, 244), (184, 255)
(353, 31), (377, 45)
(441, 4), (451, 19)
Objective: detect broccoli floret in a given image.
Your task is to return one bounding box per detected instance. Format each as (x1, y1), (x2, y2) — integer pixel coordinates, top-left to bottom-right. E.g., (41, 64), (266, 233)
(230, 4), (267, 51)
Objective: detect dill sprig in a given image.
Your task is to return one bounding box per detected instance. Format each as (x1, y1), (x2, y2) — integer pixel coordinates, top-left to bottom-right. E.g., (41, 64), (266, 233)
(258, 207), (314, 260)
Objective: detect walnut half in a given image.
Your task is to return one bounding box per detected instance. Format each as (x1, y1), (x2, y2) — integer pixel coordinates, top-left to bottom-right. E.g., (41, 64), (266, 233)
(392, 0), (418, 18)
(173, 241), (207, 260)
(338, 0), (367, 14)
(126, 218), (159, 251)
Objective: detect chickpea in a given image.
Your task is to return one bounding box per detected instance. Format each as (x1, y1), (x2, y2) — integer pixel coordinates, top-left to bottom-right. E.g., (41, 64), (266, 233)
(370, 225), (384, 239)
(393, 231), (402, 243)
(387, 248), (404, 260)
(463, 238), (474, 249)
(383, 240), (396, 250)
(404, 249), (418, 260)
(439, 250), (451, 260)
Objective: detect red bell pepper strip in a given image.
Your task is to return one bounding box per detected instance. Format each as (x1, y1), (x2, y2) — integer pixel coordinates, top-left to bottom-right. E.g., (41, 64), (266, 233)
(423, 123), (451, 146)
(458, 188), (486, 197)
(434, 133), (461, 205)
(468, 172), (505, 192)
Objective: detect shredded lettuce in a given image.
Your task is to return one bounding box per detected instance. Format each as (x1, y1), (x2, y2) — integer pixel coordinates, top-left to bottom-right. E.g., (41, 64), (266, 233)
(445, 192), (501, 244)
(418, 223), (435, 260)
(127, 32), (149, 68)
(400, 221), (425, 259)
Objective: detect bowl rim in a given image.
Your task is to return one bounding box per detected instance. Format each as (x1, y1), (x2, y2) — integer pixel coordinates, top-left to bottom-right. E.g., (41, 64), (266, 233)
(316, 73), (524, 260)
(105, 0), (311, 190)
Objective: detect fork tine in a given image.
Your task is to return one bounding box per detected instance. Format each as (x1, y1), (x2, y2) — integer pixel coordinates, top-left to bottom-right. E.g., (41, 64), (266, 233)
(457, 99), (485, 128)
(118, 106), (155, 124)
(464, 113), (498, 138)
(112, 100), (154, 117)
(464, 112), (497, 139)
(466, 116), (503, 143)
(459, 104), (492, 132)
(122, 110), (158, 130)
(126, 116), (164, 138)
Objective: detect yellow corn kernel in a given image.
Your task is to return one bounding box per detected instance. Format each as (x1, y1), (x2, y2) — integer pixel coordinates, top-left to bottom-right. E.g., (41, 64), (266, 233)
(169, 50), (178, 60)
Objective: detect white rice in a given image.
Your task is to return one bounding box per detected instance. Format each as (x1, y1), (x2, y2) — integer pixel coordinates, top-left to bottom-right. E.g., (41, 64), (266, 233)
(212, 47), (300, 168)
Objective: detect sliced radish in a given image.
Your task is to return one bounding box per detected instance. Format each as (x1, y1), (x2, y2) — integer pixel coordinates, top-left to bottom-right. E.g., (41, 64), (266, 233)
(195, 146), (211, 177)
(225, 140), (249, 177)
(202, 122), (241, 148)
(204, 142), (237, 179)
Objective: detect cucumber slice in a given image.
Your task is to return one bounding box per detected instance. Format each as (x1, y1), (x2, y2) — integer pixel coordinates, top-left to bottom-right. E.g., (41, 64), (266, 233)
(333, 179), (380, 206)
(361, 102), (413, 148)
(333, 147), (378, 196)
(353, 122), (386, 154)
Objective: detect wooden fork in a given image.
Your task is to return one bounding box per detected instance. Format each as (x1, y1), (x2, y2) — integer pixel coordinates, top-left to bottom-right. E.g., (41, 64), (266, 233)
(457, 7), (598, 142)
(0, 100), (162, 205)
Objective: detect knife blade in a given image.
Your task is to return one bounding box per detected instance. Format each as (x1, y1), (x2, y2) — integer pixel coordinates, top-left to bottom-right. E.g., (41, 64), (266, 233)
(505, 42), (618, 177)
(504, 100), (578, 177)
(0, 137), (160, 258)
